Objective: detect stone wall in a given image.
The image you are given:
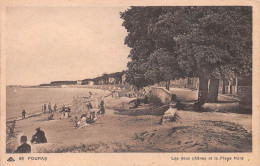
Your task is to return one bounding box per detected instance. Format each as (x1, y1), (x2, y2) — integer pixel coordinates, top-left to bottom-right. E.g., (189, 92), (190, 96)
(237, 86), (252, 105)
(170, 77), (199, 89)
(151, 87), (172, 104)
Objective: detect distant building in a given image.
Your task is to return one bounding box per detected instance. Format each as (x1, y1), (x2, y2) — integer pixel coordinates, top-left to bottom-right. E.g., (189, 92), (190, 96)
(89, 81), (94, 85)
(82, 79), (92, 85)
(77, 80), (83, 85)
(98, 79), (104, 85)
(108, 77), (116, 84)
(121, 74), (126, 84)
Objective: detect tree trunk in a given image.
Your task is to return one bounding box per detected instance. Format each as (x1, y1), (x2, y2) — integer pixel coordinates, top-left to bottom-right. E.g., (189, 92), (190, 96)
(207, 75), (219, 103)
(222, 78), (226, 94)
(165, 80), (170, 91)
(198, 76), (208, 104)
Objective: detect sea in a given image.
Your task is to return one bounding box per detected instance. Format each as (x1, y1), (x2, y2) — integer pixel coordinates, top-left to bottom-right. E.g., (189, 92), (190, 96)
(6, 87), (109, 120)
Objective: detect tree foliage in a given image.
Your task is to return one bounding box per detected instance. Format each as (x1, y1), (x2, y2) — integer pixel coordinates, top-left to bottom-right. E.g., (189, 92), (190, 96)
(121, 6), (252, 101)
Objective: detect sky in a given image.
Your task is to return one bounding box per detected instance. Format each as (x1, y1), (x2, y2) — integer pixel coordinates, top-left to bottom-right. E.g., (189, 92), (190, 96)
(6, 6), (131, 85)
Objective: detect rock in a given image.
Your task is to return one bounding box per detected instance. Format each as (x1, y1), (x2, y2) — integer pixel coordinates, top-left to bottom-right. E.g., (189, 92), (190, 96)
(161, 107), (177, 124)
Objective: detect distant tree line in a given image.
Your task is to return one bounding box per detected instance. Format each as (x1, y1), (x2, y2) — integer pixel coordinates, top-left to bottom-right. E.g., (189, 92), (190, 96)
(120, 6), (252, 104)
(82, 71), (126, 85)
(39, 71), (126, 86)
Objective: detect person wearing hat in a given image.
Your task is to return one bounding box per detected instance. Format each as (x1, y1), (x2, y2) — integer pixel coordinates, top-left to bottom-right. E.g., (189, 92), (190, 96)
(14, 135), (31, 153)
(30, 127), (47, 144)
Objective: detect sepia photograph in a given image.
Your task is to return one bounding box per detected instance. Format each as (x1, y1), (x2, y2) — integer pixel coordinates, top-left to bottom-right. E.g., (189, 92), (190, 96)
(1, 1), (259, 165)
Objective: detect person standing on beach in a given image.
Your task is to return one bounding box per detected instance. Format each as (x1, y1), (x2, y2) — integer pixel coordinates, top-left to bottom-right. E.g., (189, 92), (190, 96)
(54, 104), (57, 113)
(22, 110), (26, 119)
(100, 100), (105, 115)
(44, 104), (46, 113)
(14, 135), (31, 153)
(67, 107), (71, 117)
(48, 103), (52, 113)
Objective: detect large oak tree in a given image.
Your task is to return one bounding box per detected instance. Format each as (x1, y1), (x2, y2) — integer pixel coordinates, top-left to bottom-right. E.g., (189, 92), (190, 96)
(121, 6), (252, 103)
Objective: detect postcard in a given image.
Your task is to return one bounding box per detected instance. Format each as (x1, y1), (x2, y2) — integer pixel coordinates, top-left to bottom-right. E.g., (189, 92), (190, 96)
(1, 0), (259, 165)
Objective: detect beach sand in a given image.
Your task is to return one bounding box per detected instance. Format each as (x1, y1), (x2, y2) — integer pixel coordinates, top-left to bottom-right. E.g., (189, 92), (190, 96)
(6, 96), (252, 153)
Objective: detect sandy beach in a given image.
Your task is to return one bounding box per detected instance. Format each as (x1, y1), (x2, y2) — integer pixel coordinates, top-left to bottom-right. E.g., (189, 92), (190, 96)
(6, 94), (252, 153)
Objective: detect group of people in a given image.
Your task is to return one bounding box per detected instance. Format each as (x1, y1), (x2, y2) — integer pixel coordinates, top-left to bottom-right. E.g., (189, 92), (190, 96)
(75, 100), (105, 129)
(20, 103), (58, 120)
(42, 103), (57, 114)
(61, 105), (71, 118)
(14, 127), (47, 153)
(16, 99), (107, 152)
(75, 111), (97, 129)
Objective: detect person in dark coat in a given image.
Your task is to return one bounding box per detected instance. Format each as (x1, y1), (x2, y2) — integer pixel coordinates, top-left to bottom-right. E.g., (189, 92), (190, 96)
(48, 103), (52, 113)
(30, 127), (47, 144)
(44, 104), (46, 113)
(54, 104), (57, 113)
(88, 102), (93, 109)
(14, 135), (31, 153)
(22, 110), (26, 119)
(100, 100), (105, 115)
(67, 107), (71, 118)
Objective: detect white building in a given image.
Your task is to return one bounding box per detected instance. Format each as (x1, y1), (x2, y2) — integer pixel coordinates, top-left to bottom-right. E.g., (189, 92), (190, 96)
(77, 80), (83, 85)
(89, 81), (94, 85)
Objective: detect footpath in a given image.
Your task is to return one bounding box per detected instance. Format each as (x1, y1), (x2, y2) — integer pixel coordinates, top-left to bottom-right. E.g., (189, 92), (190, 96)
(169, 87), (250, 114)
(170, 87), (240, 102)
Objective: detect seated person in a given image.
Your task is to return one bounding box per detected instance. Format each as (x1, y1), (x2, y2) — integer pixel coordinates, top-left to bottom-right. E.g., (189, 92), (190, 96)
(30, 127), (47, 144)
(76, 114), (89, 129)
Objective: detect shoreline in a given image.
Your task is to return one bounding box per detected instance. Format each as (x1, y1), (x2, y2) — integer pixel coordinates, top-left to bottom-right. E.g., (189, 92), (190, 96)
(6, 86), (114, 123)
